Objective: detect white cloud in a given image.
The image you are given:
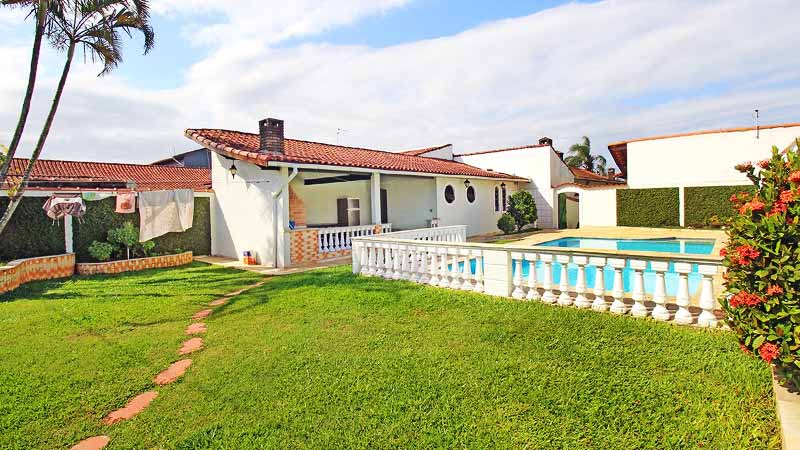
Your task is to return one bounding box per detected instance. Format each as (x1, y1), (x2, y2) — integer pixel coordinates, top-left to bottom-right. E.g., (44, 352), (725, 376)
(0, 0), (799, 167)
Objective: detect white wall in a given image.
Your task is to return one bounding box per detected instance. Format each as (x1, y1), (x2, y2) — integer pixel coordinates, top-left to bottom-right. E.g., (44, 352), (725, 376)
(415, 145), (453, 160)
(290, 172), (372, 226)
(626, 125), (800, 189)
(210, 153), (281, 266)
(381, 175), (437, 230)
(457, 147), (573, 229)
(580, 187), (618, 227)
(565, 195), (579, 229)
(435, 177), (519, 236)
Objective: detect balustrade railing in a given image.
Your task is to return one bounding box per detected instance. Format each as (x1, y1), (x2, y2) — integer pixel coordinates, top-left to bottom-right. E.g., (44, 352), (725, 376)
(352, 229), (724, 328)
(318, 224), (392, 253)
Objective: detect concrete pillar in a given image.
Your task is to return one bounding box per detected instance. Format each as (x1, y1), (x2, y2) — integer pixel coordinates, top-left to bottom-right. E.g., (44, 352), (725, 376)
(276, 167), (290, 268)
(481, 247), (513, 297)
(371, 171), (382, 225)
(64, 216), (73, 254)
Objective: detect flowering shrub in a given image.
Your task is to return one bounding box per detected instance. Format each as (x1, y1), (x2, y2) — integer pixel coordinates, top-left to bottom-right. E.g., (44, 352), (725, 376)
(722, 139), (800, 386)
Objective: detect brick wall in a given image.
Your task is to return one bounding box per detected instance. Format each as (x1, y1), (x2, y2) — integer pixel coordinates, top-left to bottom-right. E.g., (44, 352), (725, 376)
(0, 254), (75, 295)
(288, 224), (384, 266)
(289, 187), (307, 227)
(76, 252), (194, 276)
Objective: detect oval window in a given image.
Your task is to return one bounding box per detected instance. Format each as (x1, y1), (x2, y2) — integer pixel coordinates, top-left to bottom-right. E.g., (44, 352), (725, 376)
(466, 185), (476, 203)
(444, 185), (455, 204)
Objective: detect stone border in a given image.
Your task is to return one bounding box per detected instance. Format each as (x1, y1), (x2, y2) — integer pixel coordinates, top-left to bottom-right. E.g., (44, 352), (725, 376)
(774, 371), (800, 450)
(0, 254), (75, 295)
(76, 252), (193, 276)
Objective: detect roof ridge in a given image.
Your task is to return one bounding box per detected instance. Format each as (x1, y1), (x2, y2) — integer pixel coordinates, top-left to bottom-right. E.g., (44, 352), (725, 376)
(11, 157), (210, 171)
(454, 143), (549, 157)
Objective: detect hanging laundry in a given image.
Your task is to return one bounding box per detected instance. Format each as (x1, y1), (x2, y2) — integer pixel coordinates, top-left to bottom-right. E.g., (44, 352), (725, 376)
(42, 195), (86, 220)
(82, 192), (113, 202)
(115, 191), (136, 214)
(138, 189), (195, 242)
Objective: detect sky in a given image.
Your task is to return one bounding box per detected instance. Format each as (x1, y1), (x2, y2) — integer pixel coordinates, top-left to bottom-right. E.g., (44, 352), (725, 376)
(1, 0), (799, 170)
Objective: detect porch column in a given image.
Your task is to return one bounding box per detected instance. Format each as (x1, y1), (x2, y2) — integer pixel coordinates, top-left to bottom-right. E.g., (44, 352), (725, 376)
(276, 167), (290, 268)
(64, 216), (74, 254)
(371, 171), (382, 225)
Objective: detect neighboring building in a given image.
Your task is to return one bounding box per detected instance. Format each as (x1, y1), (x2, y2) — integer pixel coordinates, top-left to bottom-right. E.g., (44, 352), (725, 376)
(152, 148), (212, 168)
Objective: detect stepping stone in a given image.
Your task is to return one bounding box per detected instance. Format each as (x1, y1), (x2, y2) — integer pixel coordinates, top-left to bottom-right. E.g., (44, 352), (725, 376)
(154, 359), (192, 385)
(209, 298), (227, 307)
(192, 309), (212, 320)
(185, 322), (207, 335)
(179, 338), (204, 355)
(102, 391), (158, 425)
(70, 436), (110, 450)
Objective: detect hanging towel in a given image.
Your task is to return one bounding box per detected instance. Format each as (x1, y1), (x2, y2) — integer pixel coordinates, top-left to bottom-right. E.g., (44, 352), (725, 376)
(115, 191), (137, 214)
(82, 192), (113, 202)
(43, 195), (86, 220)
(138, 190), (194, 242)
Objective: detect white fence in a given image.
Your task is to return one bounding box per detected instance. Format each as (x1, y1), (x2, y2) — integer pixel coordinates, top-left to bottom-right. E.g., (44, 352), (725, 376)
(319, 224), (392, 253)
(352, 227), (724, 328)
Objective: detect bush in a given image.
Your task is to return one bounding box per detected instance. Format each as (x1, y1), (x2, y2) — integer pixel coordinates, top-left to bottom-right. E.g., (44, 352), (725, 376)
(497, 213), (516, 234)
(88, 241), (114, 262)
(617, 188), (679, 227)
(108, 222), (141, 260)
(722, 141), (800, 387)
(0, 197), (65, 261)
(507, 191), (537, 232)
(685, 185), (754, 227)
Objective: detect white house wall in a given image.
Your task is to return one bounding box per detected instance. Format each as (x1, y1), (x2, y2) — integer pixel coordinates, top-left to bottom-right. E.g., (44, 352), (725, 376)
(435, 177), (517, 236)
(381, 175), (437, 230)
(625, 125), (800, 189)
(210, 153), (280, 266)
(290, 173), (372, 226)
(580, 188), (618, 227)
(416, 145), (453, 160)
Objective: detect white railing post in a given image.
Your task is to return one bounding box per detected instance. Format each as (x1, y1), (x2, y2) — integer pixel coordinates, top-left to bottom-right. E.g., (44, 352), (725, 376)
(473, 250), (484, 293)
(383, 244), (394, 279)
(630, 260), (648, 318)
(525, 253), (540, 301)
(460, 249), (473, 291)
(449, 250), (461, 289)
(393, 245), (404, 280)
(590, 257), (608, 312)
(650, 261), (670, 321)
(418, 247), (429, 284)
(674, 262), (693, 325)
(429, 249), (440, 286)
(556, 255), (573, 307)
(438, 249), (450, 288)
(409, 246), (420, 282)
(698, 265), (718, 328)
(512, 253), (525, 299)
(366, 244), (376, 276)
(609, 258), (627, 315)
(573, 256), (590, 308)
(352, 242), (362, 274)
(540, 254), (555, 304)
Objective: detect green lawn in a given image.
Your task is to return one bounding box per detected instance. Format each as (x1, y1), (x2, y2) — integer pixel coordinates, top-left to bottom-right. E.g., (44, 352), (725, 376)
(0, 264), (780, 449)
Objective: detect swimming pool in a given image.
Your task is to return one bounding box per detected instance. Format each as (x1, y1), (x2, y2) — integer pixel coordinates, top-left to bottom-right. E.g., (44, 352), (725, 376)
(537, 237), (716, 255)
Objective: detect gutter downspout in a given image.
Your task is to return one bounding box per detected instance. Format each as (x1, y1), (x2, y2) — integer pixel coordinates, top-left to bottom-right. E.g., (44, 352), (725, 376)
(272, 166), (299, 268)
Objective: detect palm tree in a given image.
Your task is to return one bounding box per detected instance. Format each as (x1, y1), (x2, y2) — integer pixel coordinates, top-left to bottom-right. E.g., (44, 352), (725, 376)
(0, 0), (154, 234)
(0, 0), (52, 190)
(564, 136), (607, 175)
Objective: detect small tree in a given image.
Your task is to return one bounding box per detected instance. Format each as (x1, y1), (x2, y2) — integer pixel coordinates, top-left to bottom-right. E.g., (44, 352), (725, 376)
(108, 222), (139, 260)
(497, 213), (515, 234)
(507, 191), (537, 232)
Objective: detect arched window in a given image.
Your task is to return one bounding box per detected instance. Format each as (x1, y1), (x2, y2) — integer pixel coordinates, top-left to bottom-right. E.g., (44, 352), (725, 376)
(466, 185), (476, 204)
(494, 186), (500, 212)
(444, 185), (455, 204)
(501, 183), (508, 211)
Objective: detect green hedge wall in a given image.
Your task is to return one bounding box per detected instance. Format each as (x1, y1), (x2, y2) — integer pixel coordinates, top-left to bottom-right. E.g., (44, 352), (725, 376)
(0, 197), (65, 261)
(74, 197), (211, 262)
(617, 188), (680, 227)
(684, 185), (754, 227)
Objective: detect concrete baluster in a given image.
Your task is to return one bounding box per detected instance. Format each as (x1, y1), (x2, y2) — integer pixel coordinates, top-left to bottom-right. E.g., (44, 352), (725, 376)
(630, 260), (648, 318)
(573, 256), (590, 308)
(697, 265), (719, 328)
(556, 255), (573, 307)
(674, 262), (693, 325)
(609, 258), (627, 314)
(525, 253), (540, 301)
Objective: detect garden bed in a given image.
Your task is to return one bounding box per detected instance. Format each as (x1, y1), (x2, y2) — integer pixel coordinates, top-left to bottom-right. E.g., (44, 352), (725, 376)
(76, 252), (193, 275)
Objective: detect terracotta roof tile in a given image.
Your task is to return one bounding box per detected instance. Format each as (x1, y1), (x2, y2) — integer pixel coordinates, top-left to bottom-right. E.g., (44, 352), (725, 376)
(3, 158), (211, 192)
(185, 129), (526, 181)
(569, 167), (624, 184)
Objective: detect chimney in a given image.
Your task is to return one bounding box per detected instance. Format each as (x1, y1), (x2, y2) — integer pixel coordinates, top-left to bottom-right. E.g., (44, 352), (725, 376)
(259, 118), (284, 153)
(538, 137), (553, 147)
(608, 168), (616, 178)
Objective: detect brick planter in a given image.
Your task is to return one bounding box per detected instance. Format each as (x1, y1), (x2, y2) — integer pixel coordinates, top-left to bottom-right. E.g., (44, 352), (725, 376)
(0, 254), (76, 295)
(76, 252), (193, 276)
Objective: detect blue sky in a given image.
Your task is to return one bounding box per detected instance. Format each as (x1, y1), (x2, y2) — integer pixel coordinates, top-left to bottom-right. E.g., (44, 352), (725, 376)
(0, 0), (798, 165)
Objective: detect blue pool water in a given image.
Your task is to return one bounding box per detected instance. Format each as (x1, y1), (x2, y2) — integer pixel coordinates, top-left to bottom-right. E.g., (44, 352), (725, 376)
(459, 237), (716, 296)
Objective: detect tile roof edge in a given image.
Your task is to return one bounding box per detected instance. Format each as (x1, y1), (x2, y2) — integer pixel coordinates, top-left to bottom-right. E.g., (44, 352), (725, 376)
(454, 144), (550, 157)
(10, 157), (210, 172)
(609, 122), (800, 147)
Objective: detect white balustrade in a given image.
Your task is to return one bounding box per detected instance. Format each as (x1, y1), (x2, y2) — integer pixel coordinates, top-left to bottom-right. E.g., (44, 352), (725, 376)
(318, 224), (392, 254)
(351, 227), (725, 329)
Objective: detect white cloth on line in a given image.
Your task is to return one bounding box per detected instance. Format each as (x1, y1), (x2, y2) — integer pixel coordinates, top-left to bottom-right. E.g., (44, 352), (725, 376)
(138, 189), (194, 242)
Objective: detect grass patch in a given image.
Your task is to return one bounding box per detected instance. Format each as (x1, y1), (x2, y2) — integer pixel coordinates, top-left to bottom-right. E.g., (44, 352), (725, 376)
(0, 265), (780, 449)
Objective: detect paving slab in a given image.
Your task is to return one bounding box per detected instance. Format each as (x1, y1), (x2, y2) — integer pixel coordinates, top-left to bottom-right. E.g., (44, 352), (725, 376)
(70, 436), (110, 450)
(102, 391), (158, 425)
(179, 338), (204, 356)
(192, 309), (212, 320)
(185, 322), (207, 335)
(154, 359), (192, 385)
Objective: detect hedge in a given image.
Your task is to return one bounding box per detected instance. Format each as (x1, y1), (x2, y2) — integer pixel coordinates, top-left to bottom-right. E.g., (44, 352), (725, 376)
(0, 197), (65, 261)
(74, 197), (211, 262)
(617, 188), (680, 227)
(684, 185), (754, 227)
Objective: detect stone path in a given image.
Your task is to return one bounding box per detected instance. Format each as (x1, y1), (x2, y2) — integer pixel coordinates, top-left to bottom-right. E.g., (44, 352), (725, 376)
(69, 280), (266, 449)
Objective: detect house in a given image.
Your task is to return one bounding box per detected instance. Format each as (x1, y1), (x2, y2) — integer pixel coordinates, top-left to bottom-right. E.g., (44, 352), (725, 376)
(151, 149), (212, 168)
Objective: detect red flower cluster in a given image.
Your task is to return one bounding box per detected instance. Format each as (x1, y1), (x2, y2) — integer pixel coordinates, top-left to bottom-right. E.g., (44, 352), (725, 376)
(729, 291), (765, 308)
(739, 199), (765, 215)
(758, 159), (771, 169)
(740, 343), (752, 355)
(736, 161), (754, 172)
(790, 171), (800, 183)
(767, 285), (784, 296)
(780, 190), (795, 204)
(759, 342), (780, 363)
(727, 245), (760, 265)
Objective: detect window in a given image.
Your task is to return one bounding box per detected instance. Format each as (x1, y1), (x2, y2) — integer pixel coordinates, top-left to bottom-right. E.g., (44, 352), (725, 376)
(494, 187), (500, 212)
(501, 183), (508, 211)
(444, 185), (455, 204)
(466, 185), (476, 204)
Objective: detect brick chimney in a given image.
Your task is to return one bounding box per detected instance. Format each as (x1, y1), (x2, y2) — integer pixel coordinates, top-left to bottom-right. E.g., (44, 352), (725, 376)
(538, 137), (553, 147)
(259, 118), (284, 153)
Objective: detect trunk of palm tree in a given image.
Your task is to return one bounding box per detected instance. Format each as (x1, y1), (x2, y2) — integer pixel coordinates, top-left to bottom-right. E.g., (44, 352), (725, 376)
(0, 42), (75, 236)
(0, 0), (48, 186)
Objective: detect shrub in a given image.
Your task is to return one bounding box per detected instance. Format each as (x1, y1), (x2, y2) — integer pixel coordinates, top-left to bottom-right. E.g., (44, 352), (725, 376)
(507, 191), (537, 232)
(722, 141), (800, 387)
(0, 197), (65, 261)
(497, 213), (516, 234)
(685, 185), (754, 227)
(617, 188), (680, 227)
(88, 241), (114, 262)
(108, 222), (141, 260)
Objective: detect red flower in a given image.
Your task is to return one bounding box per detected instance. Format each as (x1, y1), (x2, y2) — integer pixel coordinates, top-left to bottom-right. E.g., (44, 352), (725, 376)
(719, 247), (728, 257)
(739, 199), (765, 215)
(780, 190), (795, 204)
(758, 342), (780, 364)
(740, 343), (752, 355)
(758, 159), (771, 169)
(729, 291), (765, 308)
(736, 161), (754, 172)
(767, 201), (788, 217)
(729, 193), (738, 203)
(767, 285), (784, 296)
(732, 245), (760, 265)
(790, 171), (800, 183)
